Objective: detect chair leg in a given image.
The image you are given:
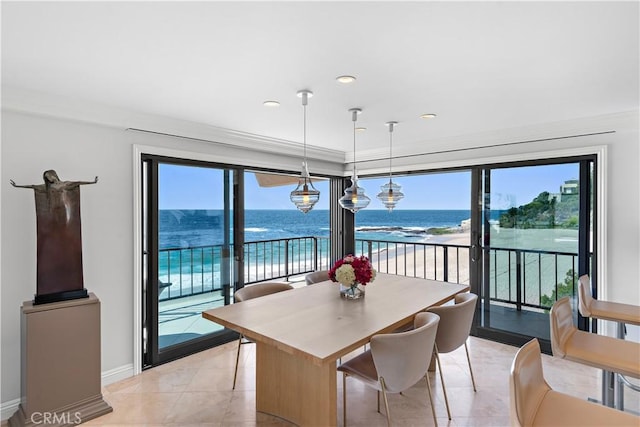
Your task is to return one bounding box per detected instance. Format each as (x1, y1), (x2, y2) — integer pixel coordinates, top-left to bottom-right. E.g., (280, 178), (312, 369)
(377, 390), (380, 413)
(379, 377), (392, 427)
(232, 335), (243, 390)
(424, 374), (438, 427)
(434, 344), (451, 420)
(343, 373), (348, 427)
(464, 341), (477, 392)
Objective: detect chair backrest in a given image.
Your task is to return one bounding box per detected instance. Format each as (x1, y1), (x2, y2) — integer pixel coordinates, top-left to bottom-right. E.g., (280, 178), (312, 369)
(509, 339), (551, 427)
(549, 296), (576, 358)
(577, 274), (593, 317)
(234, 282), (293, 302)
(370, 312), (440, 393)
(305, 270), (329, 285)
(426, 292), (478, 353)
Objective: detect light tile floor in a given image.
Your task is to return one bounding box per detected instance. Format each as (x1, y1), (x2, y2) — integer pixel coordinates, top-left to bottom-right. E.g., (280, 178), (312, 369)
(70, 336), (638, 426)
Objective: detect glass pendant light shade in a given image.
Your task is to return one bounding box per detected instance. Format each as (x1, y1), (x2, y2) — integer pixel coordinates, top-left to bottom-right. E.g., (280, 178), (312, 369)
(339, 172), (371, 213)
(290, 161), (320, 213)
(376, 121), (404, 212)
(377, 179), (404, 212)
(290, 90), (320, 213)
(339, 108), (370, 213)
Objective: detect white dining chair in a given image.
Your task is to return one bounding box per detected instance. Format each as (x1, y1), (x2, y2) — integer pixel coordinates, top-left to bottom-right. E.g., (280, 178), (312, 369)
(305, 270), (329, 285)
(337, 312), (441, 427)
(426, 292), (478, 420)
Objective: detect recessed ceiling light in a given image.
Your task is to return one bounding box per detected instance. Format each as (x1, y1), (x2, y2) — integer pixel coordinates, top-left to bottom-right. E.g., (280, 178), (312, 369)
(263, 100), (280, 107)
(355, 127), (367, 132)
(336, 75), (356, 84)
(420, 113), (437, 119)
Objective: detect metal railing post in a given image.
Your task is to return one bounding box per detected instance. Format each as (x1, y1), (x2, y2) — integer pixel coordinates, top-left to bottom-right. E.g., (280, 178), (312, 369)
(443, 246), (449, 282)
(515, 250), (522, 311)
(314, 237), (318, 271)
(284, 239), (290, 278)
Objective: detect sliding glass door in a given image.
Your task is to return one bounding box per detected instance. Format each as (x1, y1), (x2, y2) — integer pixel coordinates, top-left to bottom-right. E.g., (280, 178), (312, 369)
(471, 158), (595, 351)
(142, 156), (240, 367)
(141, 160), (332, 368)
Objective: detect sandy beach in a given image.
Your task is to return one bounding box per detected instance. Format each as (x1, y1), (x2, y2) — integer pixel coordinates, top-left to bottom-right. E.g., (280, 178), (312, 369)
(370, 232), (471, 285)
(368, 228), (579, 306)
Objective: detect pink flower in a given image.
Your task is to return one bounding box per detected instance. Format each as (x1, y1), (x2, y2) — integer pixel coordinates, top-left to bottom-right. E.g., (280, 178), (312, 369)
(329, 254), (376, 286)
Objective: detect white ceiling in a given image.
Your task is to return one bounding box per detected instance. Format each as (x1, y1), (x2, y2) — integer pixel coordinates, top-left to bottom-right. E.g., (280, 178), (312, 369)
(2, 1), (638, 155)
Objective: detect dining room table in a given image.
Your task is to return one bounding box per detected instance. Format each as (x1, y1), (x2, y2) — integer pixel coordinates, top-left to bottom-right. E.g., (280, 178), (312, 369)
(202, 273), (470, 426)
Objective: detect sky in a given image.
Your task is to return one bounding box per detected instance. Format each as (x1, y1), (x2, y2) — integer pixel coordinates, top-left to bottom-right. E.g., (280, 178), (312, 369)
(158, 163), (579, 210)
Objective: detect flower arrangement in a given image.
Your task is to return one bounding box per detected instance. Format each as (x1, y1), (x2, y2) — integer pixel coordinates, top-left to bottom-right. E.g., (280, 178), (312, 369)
(329, 254), (376, 287)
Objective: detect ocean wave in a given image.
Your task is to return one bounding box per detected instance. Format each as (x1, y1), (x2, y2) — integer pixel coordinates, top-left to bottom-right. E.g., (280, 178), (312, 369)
(245, 227), (269, 232)
(356, 226), (431, 236)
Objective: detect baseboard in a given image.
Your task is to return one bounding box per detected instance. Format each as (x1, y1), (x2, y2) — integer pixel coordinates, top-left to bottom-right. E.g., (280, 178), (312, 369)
(1, 399), (20, 422)
(101, 363), (134, 387)
(1, 364), (134, 421)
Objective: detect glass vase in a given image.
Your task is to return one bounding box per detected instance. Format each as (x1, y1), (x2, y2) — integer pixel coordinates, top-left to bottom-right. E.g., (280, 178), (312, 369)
(340, 282), (365, 300)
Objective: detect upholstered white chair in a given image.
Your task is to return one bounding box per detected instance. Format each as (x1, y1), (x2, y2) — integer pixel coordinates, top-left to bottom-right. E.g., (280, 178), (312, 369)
(337, 312), (440, 427)
(549, 296), (640, 379)
(510, 338), (639, 426)
(426, 292), (478, 420)
(578, 275), (640, 325)
(231, 281), (293, 389)
(305, 270), (329, 285)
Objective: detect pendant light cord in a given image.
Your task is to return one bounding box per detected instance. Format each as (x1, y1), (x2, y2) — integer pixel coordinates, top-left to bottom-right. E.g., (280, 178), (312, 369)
(351, 109), (358, 177)
(303, 99), (307, 162)
(388, 124), (393, 181)
(352, 117), (356, 176)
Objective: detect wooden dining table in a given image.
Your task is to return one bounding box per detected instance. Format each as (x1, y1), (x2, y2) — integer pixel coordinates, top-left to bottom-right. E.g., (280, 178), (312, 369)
(202, 273), (470, 426)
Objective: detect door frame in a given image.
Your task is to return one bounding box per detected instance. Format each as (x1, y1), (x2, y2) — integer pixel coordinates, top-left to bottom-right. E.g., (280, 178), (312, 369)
(140, 154), (242, 367)
(133, 143), (608, 374)
(132, 144), (341, 374)
(133, 144), (247, 374)
(469, 154), (601, 351)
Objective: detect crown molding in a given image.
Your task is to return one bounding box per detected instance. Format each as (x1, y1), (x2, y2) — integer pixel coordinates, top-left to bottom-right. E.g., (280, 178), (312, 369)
(3, 86), (635, 169)
(348, 110), (639, 164)
(1, 86), (346, 164)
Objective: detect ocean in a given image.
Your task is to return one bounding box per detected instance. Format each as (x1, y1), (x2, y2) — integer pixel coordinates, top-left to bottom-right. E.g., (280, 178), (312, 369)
(157, 209), (579, 303)
(157, 209), (474, 298)
(159, 209), (476, 249)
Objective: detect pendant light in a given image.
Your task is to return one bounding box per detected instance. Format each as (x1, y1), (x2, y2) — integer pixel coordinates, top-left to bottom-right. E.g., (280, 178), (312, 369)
(377, 121), (404, 212)
(339, 108), (370, 213)
(290, 90), (320, 213)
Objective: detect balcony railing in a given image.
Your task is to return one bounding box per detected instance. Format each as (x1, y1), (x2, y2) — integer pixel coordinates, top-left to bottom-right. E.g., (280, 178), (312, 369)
(158, 244), (227, 300)
(487, 247), (578, 310)
(355, 239), (471, 284)
(243, 236), (332, 283)
(158, 237), (332, 300)
(158, 236), (581, 311)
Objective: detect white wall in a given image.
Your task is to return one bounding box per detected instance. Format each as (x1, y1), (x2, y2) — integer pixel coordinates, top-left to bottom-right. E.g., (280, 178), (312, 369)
(602, 124), (640, 305)
(0, 105), (344, 418)
(2, 113), (133, 416)
(1, 99), (638, 417)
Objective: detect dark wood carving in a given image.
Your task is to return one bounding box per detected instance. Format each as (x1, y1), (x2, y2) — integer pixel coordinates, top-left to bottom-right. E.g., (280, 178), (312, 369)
(10, 170), (98, 304)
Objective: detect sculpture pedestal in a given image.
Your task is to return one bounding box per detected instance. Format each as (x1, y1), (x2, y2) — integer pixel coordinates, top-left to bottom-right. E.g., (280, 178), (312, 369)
(9, 293), (112, 426)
